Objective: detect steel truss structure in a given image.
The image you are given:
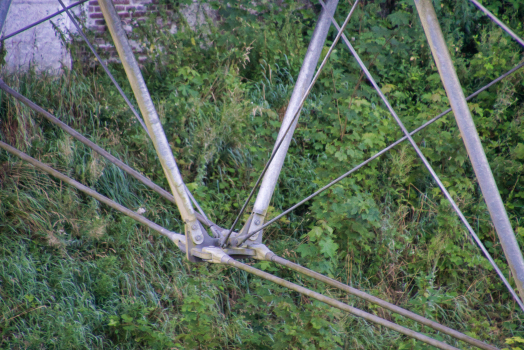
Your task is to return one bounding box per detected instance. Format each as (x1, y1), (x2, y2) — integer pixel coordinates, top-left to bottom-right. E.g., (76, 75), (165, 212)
(1, 0), (524, 348)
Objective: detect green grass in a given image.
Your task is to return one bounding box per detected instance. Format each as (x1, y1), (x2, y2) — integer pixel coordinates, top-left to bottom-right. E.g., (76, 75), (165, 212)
(2, 0), (524, 348)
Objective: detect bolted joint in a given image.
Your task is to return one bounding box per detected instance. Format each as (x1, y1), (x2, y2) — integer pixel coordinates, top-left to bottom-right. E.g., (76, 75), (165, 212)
(201, 247), (232, 264)
(247, 243), (275, 261)
(248, 212), (265, 241)
(186, 220), (204, 245)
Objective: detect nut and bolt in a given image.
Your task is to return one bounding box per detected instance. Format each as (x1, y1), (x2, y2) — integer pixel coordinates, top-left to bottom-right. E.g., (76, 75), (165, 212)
(254, 219), (261, 225)
(191, 224), (198, 230)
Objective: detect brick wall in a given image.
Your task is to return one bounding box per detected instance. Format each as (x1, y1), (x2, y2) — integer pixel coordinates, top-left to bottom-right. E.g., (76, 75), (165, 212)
(86, 0), (159, 34)
(1, 0), (216, 73)
(81, 0), (214, 63)
(81, 0), (167, 63)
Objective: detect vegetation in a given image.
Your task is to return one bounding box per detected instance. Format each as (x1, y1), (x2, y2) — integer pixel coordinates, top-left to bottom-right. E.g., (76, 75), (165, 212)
(1, 0), (524, 348)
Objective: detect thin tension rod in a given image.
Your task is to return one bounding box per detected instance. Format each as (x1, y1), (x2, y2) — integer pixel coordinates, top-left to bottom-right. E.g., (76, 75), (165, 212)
(237, 60), (524, 244)
(0, 79), (215, 228)
(319, 0), (524, 311)
(268, 254), (498, 350)
(0, 137), (466, 350)
(0, 135), (467, 349)
(0, 0), (89, 42)
(0, 140), (185, 246)
(221, 256), (461, 350)
(56, 0), (149, 135)
(221, 0), (360, 247)
(469, 0), (524, 49)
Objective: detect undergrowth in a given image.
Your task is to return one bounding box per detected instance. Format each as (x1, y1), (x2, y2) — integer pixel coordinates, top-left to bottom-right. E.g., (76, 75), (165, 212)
(1, 0), (524, 348)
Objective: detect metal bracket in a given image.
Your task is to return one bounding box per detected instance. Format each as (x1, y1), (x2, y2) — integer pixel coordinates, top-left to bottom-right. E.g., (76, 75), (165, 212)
(246, 212), (265, 243)
(229, 212), (265, 247)
(188, 220), (205, 245)
(185, 221), (219, 262)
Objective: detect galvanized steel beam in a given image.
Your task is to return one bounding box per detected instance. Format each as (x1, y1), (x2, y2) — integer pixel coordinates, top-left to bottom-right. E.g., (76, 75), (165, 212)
(308, 0), (524, 311)
(269, 254), (498, 350)
(244, 0), (339, 242)
(57, 0), (149, 135)
(235, 60), (524, 247)
(97, 0), (207, 253)
(415, 0), (524, 304)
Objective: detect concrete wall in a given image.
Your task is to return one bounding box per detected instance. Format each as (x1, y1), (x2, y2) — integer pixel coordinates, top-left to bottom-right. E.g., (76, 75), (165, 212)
(1, 0), (216, 74)
(1, 0), (80, 74)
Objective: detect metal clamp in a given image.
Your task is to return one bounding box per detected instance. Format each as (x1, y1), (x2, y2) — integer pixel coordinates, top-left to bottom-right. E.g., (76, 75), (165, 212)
(247, 243), (275, 261)
(201, 247), (232, 264)
(187, 220), (204, 245)
(247, 212), (265, 241)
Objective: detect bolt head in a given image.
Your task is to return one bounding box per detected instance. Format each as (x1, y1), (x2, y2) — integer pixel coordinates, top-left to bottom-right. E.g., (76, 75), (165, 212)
(194, 234), (202, 241)
(254, 220), (261, 225)
(191, 224), (198, 230)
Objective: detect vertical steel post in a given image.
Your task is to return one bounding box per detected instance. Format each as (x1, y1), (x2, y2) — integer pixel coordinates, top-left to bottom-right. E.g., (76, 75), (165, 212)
(415, 0), (524, 301)
(97, 0), (206, 251)
(0, 0), (12, 34)
(242, 0), (339, 242)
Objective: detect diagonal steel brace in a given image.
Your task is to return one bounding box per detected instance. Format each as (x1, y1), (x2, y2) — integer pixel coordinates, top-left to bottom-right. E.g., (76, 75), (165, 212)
(415, 0), (524, 303)
(97, 0), (209, 261)
(232, 0), (339, 245)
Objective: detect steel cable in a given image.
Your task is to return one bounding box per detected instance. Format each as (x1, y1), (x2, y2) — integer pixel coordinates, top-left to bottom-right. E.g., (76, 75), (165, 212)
(57, 0), (208, 221)
(0, 0), (89, 42)
(236, 4), (524, 307)
(0, 140), (185, 246)
(237, 59), (524, 245)
(469, 0), (524, 49)
(221, 0), (360, 247)
(0, 134), (479, 349)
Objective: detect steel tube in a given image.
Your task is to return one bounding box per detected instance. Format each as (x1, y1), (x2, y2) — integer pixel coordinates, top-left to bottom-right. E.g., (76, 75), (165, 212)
(271, 255), (498, 350)
(415, 0), (524, 303)
(0, 140), (185, 245)
(224, 0), (358, 247)
(469, 0), (524, 49)
(0, 79), (213, 227)
(57, 0), (148, 135)
(226, 258), (460, 350)
(250, 0), (339, 219)
(97, 0), (198, 228)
